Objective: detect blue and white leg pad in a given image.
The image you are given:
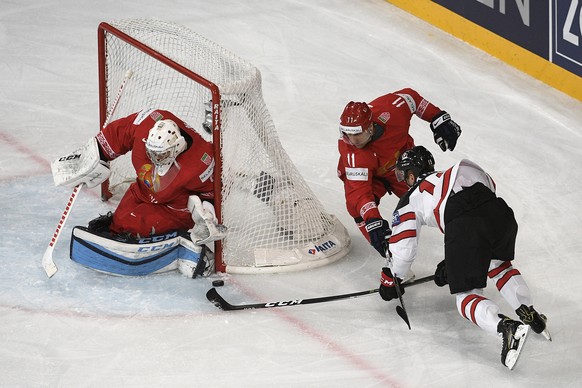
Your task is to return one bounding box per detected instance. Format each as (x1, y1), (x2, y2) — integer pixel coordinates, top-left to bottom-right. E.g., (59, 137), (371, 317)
(70, 227), (202, 276)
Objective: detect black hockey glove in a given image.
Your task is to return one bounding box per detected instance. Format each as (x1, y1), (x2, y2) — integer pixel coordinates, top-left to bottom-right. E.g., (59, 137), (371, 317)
(379, 267), (405, 301)
(430, 111), (461, 152)
(365, 218), (391, 257)
(434, 259), (448, 287)
(87, 211), (114, 234)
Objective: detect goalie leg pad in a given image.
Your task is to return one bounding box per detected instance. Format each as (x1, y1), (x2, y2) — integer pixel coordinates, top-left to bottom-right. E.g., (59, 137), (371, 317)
(70, 227), (202, 276)
(178, 238), (214, 278)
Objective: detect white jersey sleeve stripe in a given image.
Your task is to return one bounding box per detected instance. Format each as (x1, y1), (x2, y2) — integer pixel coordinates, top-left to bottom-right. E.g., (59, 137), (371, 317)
(433, 166), (454, 232)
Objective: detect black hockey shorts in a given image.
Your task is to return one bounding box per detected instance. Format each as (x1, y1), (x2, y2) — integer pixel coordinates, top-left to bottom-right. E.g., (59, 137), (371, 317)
(443, 183), (518, 294)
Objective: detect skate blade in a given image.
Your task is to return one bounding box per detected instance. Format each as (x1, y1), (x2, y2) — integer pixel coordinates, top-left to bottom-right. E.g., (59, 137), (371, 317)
(506, 325), (530, 370)
(541, 328), (552, 341)
(539, 314), (552, 341)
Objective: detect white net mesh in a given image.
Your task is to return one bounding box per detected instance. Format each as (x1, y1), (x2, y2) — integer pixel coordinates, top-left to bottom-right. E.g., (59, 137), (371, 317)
(100, 19), (350, 273)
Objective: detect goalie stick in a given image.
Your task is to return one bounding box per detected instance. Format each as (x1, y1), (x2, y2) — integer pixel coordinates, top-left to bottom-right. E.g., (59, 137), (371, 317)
(206, 274), (435, 311)
(42, 70), (133, 278)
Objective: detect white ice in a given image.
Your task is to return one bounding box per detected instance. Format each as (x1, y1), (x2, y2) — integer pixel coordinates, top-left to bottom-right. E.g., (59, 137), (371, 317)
(1, 0), (582, 387)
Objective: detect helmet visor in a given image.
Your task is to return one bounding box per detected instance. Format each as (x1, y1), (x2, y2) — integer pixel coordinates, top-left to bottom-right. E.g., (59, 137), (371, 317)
(395, 167), (405, 182)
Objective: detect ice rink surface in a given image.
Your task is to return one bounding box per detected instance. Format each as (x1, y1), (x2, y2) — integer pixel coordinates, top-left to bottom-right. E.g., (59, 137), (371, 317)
(2, 0), (582, 387)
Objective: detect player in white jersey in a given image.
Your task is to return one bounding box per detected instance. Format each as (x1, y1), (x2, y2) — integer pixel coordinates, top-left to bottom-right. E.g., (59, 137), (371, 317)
(378, 146), (550, 370)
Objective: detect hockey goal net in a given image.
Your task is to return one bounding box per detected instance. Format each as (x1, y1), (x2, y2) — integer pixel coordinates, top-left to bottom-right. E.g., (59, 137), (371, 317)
(98, 19), (351, 273)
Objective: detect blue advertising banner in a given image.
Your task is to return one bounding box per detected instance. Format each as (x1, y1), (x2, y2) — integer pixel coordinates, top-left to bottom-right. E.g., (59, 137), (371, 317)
(553, 0), (582, 76)
(385, 0), (582, 99)
(432, 0), (549, 59)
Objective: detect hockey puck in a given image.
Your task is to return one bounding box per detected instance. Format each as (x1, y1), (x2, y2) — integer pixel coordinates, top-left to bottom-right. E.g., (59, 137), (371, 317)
(212, 280), (225, 287)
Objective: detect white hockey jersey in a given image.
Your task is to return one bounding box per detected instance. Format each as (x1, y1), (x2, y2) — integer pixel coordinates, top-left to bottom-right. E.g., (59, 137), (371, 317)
(388, 159), (496, 278)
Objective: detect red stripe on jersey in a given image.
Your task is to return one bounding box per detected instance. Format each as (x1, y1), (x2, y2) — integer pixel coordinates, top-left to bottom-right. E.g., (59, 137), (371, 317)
(389, 229), (416, 244)
(496, 269), (521, 291)
(96, 131), (120, 159)
(488, 261), (512, 278)
(433, 167), (453, 233)
(398, 212), (416, 223)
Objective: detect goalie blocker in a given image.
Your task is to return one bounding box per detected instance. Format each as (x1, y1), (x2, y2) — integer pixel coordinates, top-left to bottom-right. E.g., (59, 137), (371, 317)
(70, 227), (214, 278)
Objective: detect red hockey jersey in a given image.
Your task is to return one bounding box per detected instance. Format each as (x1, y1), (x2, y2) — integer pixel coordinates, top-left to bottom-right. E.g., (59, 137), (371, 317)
(337, 88), (441, 223)
(96, 108), (215, 236)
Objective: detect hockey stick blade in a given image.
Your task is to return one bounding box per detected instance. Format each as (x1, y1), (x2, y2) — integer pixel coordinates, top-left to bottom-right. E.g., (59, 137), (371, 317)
(206, 288), (236, 310)
(393, 275), (412, 330)
(205, 274), (435, 311)
(42, 247), (58, 278)
(396, 306), (410, 329)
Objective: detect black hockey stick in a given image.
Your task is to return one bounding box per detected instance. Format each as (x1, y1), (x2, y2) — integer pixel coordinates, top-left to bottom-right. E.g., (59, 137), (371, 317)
(393, 275), (411, 330)
(206, 274), (435, 311)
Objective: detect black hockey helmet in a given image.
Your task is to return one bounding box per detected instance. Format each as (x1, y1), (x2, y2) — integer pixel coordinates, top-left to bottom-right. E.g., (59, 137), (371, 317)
(395, 146), (435, 182)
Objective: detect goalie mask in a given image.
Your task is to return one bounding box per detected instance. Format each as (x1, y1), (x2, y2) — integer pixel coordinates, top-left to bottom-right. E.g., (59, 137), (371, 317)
(145, 119), (187, 176)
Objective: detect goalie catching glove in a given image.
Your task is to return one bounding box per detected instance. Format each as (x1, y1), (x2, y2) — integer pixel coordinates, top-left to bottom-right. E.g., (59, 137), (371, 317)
(188, 195), (227, 245)
(430, 111), (461, 152)
(51, 137), (110, 188)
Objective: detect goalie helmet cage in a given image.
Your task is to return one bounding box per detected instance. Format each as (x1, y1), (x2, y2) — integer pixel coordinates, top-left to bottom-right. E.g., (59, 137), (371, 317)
(97, 19), (351, 274)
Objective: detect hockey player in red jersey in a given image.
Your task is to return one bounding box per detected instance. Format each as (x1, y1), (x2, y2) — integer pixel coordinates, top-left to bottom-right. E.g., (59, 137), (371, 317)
(51, 108), (225, 278)
(337, 88), (461, 258)
(95, 108), (215, 237)
(378, 146), (550, 370)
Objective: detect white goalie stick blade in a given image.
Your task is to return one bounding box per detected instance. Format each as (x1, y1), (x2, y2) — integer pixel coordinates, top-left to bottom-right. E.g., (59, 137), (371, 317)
(42, 247), (58, 278)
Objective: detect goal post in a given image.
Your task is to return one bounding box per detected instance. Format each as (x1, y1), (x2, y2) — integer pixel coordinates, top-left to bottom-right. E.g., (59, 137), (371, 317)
(97, 19), (351, 273)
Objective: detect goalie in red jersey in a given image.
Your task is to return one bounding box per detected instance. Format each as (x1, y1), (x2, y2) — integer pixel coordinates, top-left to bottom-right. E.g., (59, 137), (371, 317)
(337, 88), (461, 258)
(51, 108), (225, 278)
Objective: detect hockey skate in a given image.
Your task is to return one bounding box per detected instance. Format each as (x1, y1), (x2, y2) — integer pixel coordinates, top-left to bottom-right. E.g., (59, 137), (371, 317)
(497, 314), (530, 370)
(516, 304), (551, 341)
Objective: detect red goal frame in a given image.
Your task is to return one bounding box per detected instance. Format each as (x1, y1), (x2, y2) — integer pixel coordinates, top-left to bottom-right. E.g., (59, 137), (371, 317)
(97, 22), (227, 272)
